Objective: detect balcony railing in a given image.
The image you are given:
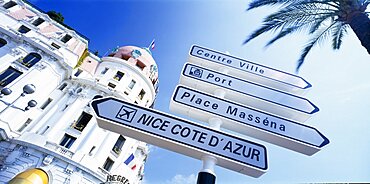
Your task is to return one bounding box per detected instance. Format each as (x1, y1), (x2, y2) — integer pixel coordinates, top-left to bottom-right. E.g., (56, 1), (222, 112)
(112, 146), (121, 155)
(44, 141), (74, 159)
(70, 121), (86, 131)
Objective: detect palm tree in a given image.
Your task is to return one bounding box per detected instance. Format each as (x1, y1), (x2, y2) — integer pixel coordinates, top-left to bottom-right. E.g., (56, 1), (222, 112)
(47, 11), (65, 24)
(244, 0), (370, 72)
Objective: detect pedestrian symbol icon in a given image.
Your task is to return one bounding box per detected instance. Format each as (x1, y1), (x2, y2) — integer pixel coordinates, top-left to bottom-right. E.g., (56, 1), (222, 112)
(116, 105), (137, 122)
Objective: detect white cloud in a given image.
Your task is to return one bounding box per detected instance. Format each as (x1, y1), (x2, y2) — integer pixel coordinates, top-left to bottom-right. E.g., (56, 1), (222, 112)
(165, 173), (197, 184)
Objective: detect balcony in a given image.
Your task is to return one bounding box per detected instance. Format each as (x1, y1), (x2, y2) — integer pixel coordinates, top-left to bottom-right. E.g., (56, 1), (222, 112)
(112, 146), (121, 156)
(70, 121), (86, 132)
(44, 141), (74, 159)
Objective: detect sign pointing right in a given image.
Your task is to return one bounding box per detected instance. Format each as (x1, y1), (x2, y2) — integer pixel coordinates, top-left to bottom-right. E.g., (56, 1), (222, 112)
(189, 45), (312, 94)
(180, 63), (318, 122)
(170, 85), (329, 156)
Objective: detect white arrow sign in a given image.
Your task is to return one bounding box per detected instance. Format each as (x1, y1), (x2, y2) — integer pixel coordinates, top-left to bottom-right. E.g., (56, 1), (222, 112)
(180, 63), (319, 122)
(91, 97), (268, 178)
(188, 45), (311, 94)
(170, 86), (329, 156)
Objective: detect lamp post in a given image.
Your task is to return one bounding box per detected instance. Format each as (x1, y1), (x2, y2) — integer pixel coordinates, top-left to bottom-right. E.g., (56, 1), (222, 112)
(0, 84), (37, 115)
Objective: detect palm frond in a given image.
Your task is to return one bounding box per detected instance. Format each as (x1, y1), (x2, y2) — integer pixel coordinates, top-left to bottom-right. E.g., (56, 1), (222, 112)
(297, 21), (338, 72)
(264, 3), (337, 28)
(309, 13), (338, 33)
(244, 20), (284, 44)
(248, 0), (291, 10)
(256, 2), (338, 46)
(331, 23), (348, 49)
(266, 27), (298, 46)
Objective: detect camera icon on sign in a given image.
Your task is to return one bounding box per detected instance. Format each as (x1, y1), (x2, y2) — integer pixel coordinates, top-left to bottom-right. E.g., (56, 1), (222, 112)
(189, 67), (203, 78)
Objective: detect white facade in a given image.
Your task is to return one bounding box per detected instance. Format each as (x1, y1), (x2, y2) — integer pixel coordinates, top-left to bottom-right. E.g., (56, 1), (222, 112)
(0, 0), (159, 183)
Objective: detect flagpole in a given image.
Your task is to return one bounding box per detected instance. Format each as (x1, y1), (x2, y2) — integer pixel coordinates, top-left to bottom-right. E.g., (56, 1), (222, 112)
(148, 39), (155, 50)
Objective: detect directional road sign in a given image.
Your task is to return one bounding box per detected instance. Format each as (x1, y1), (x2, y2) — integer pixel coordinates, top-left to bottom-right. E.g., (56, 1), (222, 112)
(91, 97), (268, 178)
(170, 85), (329, 156)
(188, 45), (311, 94)
(180, 63), (319, 122)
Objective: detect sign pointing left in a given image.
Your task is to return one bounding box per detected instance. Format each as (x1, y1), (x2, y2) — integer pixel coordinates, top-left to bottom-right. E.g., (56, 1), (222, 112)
(91, 97), (268, 178)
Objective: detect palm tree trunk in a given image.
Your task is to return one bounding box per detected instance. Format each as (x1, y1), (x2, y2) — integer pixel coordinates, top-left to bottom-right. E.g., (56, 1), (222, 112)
(348, 12), (370, 54)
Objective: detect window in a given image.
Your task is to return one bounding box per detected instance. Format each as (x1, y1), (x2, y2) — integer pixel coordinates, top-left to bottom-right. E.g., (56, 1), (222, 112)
(40, 126), (49, 135)
(51, 42), (60, 49)
(89, 146), (96, 156)
(103, 158), (114, 171)
(3, 1), (16, 9)
(113, 71), (124, 81)
(60, 134), (76, 149)
(32, 18), (45, 26)
(20, 53), (42, 68)
(40, 98), (52, 110)
(108, 82), (116, 89)
(112, 136), (126, 155)
(18, 118), (32, 132)
(101, 67), (109, 74)
(58, 83), (67, 90)
(145, 100), (150, 107)
(0, 38), (7, 48)
(18, 25), (31, 34)
(131, 49), (142, 59)
(74, 69), (83, 77)
(138, 89), (146, 100)
(61, 34), (72, 43)
(72, 111), (92, 132)
(128, 80), (136, 89)
(0, 67), (22, 87)
(121, 53), (130, 60)
(136, 60), (146, 70)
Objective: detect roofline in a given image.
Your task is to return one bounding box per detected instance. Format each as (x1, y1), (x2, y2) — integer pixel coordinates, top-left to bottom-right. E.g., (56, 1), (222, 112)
(21, 0), (90, 42)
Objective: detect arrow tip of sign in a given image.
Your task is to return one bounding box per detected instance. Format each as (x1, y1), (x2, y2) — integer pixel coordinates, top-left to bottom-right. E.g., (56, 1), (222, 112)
(302, 78), (312, 89)
(90, 97), (113, 117)
(310, 103), (320, 114)
(319, 131), (330, 148)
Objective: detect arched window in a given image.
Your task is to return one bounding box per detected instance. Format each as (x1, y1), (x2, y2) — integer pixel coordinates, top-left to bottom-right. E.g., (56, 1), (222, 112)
(0, 38), (7, 48)
(21, 53), (41, 68)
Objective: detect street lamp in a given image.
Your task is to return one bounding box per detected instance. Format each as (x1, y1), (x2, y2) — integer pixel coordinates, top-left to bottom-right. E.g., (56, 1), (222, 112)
(0, 84), (38, 114)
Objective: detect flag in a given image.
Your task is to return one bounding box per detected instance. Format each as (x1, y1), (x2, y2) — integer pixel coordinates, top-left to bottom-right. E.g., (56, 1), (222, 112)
(124, 153), (136, 170)
(124, 153), (134, 165)
(149, 39), (155, 50)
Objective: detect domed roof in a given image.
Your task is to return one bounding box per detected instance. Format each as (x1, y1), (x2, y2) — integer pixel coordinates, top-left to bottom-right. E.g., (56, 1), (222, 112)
(108, 45), (159, 87)
(9, 168), (49, 184)
(109, 46), (156, 69)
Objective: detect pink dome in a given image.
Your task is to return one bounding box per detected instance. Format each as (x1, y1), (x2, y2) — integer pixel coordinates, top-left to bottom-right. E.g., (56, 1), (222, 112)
(108, 46), (159, 88)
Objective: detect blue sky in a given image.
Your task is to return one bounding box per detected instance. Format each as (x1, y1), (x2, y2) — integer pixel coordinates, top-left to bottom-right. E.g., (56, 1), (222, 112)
(29, 0), (370, 183)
